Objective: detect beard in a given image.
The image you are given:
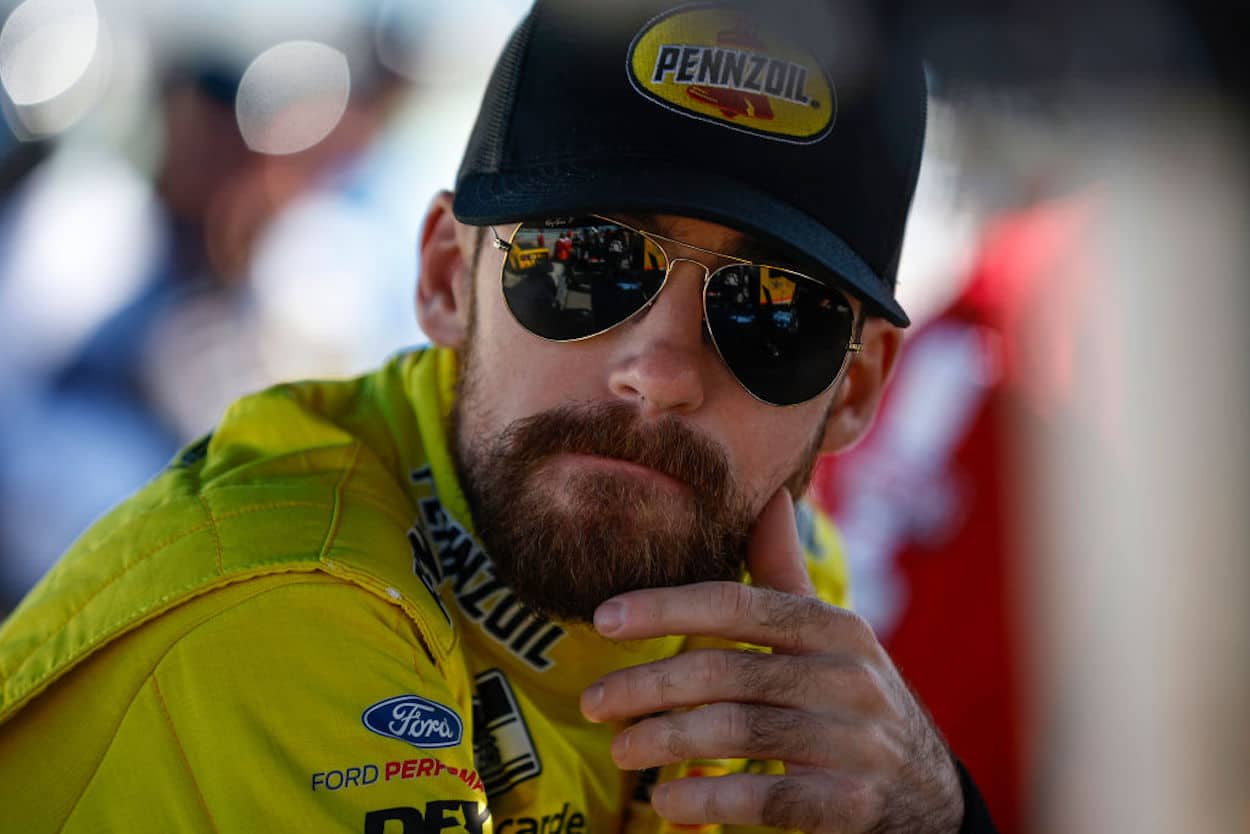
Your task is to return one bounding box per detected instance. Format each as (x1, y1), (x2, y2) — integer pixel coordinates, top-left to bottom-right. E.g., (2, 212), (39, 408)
(451, 302), (829, 625)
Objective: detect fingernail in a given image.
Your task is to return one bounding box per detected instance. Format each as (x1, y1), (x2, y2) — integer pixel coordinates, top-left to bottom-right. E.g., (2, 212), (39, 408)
(595, 601), (625, 634)
(651, 782), (671, 806)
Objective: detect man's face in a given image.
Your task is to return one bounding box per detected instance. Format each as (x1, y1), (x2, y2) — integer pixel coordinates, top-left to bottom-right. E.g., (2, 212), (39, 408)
(450, 214), (852, 624)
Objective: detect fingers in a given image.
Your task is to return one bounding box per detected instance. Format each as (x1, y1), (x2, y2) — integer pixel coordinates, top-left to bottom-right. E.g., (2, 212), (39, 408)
(650, 773), (879, 834)
(594, 581), (879, 657)
(746, 489), (816, 598)
(581, 649), (891, 722)
(606, 702), (903, 773)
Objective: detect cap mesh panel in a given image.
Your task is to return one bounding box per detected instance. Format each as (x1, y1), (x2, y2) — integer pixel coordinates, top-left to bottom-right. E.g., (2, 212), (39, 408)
(459, 10), (536, 176)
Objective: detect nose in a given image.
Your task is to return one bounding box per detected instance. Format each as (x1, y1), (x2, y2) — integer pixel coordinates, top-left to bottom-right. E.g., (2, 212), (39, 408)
(607, 259), (710, 417)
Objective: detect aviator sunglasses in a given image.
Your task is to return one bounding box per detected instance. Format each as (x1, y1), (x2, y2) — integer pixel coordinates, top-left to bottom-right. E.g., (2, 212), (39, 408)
(491, 215), (863, 407)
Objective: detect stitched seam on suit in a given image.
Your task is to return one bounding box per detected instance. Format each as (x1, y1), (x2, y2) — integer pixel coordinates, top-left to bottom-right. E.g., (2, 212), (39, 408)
(196, 494), (224, 575)
(318, 441), (364, 560)
(7, 501), (326, 686)
(51, 578), (365, 832)
(47, 577), (333, 832)
(149, 674), (222, 834)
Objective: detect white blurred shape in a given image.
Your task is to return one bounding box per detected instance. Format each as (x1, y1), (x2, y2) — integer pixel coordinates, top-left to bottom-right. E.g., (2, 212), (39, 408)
(235, 40), (350, 156)
(894, 98), (979, 327)
(1023, 99), (1250, 834)
(249, 192), (384, 378)
(0, 0), (98, 106)
(375, 0), (530, 87)
(5, 4), (111, 139)
(0, 147), (159, 375)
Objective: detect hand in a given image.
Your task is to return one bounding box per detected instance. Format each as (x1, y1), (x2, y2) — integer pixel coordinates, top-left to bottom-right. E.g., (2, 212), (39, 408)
(579, 489), (963, 834)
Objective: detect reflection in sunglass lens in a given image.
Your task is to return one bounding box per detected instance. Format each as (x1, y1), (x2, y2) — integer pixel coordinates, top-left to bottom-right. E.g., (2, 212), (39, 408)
(705, 264), (854, 406)
(501, 218), (667, 341)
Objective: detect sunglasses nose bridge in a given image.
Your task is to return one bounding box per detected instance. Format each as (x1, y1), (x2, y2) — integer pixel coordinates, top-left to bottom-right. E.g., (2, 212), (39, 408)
(641, 256), (712, 329)
(664, 256), (712, 286)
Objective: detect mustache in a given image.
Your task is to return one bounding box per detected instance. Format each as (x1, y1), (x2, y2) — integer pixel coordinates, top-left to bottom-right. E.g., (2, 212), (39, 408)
(495, 401), (732, 499)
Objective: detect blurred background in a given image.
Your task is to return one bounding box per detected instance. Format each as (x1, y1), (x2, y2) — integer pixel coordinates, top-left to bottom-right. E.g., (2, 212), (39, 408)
(0, 1), (1246, 832)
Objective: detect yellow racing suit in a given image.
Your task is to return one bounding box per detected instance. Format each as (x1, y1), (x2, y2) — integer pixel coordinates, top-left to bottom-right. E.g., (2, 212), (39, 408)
(0, 347), (849, 833)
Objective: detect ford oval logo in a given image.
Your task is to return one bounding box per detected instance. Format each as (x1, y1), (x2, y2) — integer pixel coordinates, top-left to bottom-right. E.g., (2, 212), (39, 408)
(361, 695), (464, 749)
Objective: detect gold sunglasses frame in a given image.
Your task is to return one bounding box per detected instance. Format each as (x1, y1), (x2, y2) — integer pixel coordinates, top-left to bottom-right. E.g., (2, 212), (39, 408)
(491, 215), (864, 407)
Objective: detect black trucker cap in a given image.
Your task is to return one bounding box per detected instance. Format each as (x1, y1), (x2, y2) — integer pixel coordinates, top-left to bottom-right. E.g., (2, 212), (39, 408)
(454, 0), (927, 326)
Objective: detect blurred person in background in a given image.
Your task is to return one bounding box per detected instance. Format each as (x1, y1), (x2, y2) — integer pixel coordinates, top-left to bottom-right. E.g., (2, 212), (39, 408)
(0, 20), (408, 607)
(0, 0), (1003, 831)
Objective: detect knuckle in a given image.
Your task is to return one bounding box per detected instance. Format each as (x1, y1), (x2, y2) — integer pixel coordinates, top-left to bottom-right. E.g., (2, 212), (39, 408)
(868, 722), (908, 770)
(715, 581), (755, 622)
(736, 705), (808, 760)
(700, 785), (728, 822)
(620, 670), (649, 707)
(767, 654), (809, 697)
(736, 650), (770, 693)
(761, 779), (824, 832)
(840, 609), (879, 650)
(717, 703), (751, 747)
(761, 592), (824, 646)
(750, 710), (800, 755)
(693, 650), (726, 689)
(613, 670), (635, 700)
(838, 780), (877, 830)
(837, 659), (884, 707)
(660, 713), (691, 759)
(762, 777), (866, 834)
(757, 589), (794, 628)
(653, 668), (680, 708)
(732, 654), (820, 715)
(810, 660), (880, 720)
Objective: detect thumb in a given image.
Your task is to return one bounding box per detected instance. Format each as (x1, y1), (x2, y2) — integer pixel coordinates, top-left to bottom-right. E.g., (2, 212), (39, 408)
(746, 489), (817, 598)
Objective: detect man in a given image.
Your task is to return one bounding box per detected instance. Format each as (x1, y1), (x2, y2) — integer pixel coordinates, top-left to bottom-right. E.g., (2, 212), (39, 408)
(0, 1), (997, 832)
(552, 230), (574, 308)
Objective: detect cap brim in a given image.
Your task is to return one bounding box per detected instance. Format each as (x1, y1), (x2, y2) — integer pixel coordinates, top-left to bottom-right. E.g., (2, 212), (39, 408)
(454, 163), (910, 328)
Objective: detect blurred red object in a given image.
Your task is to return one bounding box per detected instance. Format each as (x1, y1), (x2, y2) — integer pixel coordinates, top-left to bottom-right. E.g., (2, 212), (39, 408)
(811, 196), (1096, 833)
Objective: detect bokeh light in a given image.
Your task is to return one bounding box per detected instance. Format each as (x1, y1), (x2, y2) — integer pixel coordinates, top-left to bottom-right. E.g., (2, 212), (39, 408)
(0, 0), (98, 106)
(235, 40), (351, 156)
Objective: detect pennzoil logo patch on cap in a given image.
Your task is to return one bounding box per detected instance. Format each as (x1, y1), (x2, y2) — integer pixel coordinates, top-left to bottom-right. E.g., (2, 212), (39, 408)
(627, 3), (836, 144)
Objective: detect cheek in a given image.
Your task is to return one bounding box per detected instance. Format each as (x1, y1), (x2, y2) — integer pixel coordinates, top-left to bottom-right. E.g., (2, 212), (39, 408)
(467, 295), (604, 424)
(719, 398), (831, 502)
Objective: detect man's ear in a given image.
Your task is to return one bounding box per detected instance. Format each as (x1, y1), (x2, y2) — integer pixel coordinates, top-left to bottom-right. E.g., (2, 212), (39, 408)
(416, 190), (478, 348)
(819, 317), (903, 454)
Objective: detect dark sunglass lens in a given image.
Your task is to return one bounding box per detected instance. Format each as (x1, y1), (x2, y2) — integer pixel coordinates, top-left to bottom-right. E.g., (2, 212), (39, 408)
(704, 265), (854, 405)
(501, 218), (666, 341)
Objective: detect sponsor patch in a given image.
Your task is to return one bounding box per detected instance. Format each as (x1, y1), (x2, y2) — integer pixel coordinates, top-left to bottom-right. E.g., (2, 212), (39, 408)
(410, 467), (566, 670)
(313, 764), (381, 792)
(362, 695), (464, 750)
(312, 759), (484, 794)
(472, 669), (542, 798)
(627, 3), (836, 143)
(383, 758), (485, 794)
(495, 803), (588, 834)
(364, 801), (491, 834)
(407, 522), (453, 625)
